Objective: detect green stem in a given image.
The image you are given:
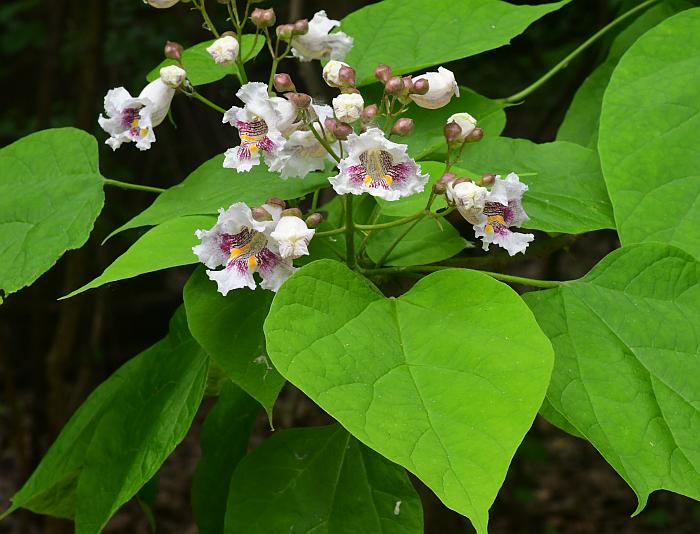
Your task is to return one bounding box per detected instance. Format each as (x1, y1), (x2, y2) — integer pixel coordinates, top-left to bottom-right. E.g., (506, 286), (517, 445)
(315, 226), (346, 238)
(345, 196), (356, 269)
(355, 211), (423, 231)
(197, 0), (220, 37)
(235, 54), (248, 84)
(503, 0), (660, 103)
(103, 178), (165, 194)
(190, 91), (226, 114)
(375, 217), (422, 268)
(310, 188), (321, 212)
(362, 265), (562, 288)
(309, 123), (341, 163)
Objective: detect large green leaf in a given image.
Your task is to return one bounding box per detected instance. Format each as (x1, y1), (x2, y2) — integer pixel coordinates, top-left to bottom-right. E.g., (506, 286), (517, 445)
(108, 155), (329, 238)
(342, 0), (571, 86)
(224, 424), (423, 534)
(0, 128), (104, 297)
(63, 215), (213, 298)
(558, 1), (693, 148)
(192, 383), (260, 534)
(264, 260), (553, 533)
(524, 244), (700, 511)
(1, 308), (208, 532)
(462, 137), (614, 233)
(183, 266), (285, 420)
(599, 8), (700, 258)
(146, 35), (266, 86)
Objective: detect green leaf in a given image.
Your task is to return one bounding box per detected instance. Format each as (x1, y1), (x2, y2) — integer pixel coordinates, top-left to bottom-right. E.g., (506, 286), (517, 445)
(224, 424), (423, 534)
(107, 155), (329, 238)
(462, 137), (615, 233)
(264, 260), (553, 533)
(599, 8), (700, 258)
(183, 266), (285, 420)
(63, 215), (213, 298)
(0, 128), (104, 297)
(342, 0), (571, 86)
(1, 308), (208, 531)
(524, 244), (700, 511)
(366, 216), (469, 267)
(558, 1), (693, 148)
(192, 383), (260, 534)
(146, 36), (266, 86)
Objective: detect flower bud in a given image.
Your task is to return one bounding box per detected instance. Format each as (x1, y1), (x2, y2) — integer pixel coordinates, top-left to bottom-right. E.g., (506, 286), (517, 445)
(164, 41), (183, 61)
(446, 180), (488, 224)
(281, 207), (303, 218)
(410, 67), (459, 109)
(480, 173), (496, 186)
(146, 0), (180, 8)
(322, 60), (350, 88)
(324, 117), (338, 134)
(266, 197), (286, 209)
(333, 121), (354, 140)
(276, 23), (295, 41)
(285, 92), (311, 109)
(273, 73), (295, 93)
(305, 212), (324, 228)
(443, 121), (462, 144)
(432, 181), (448, 195)
(411, 78), (429, 95)
(468, 127), (484, 142)
(361, 104), (379, 122)
(391, 117), (414, 136)
(270, 216), (315, 259)
(440, 172), (457, 184)
(446, 113), (477, 141)
(333, 93), (364, 123)
(206, 34), (239, 65)
(251, 7), (276, 28)
(401, 76), (414, 94)
(160, 65), (186, 88)
(374, 64), (392, 83)
(252, 206), (273, 221)
(293, 19), (309, 35)
(384, 76), (404, 95)
(338, 66), (356, 87)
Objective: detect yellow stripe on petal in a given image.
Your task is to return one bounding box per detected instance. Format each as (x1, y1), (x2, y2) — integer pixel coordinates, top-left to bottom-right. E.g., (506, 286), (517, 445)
(247, 256), (257, 270)
(383, 174), (393, 185)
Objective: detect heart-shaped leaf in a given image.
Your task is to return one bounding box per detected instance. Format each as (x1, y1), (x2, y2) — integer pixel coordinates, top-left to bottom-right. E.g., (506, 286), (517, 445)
(264, 260), (553, 533)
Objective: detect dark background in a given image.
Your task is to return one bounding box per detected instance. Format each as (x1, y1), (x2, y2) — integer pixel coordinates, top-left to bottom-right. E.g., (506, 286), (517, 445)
(1, 0), (699, 532)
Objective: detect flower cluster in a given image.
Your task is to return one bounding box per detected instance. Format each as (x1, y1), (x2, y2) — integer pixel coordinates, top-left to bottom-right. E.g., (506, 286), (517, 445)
(101, 5), (535, 295)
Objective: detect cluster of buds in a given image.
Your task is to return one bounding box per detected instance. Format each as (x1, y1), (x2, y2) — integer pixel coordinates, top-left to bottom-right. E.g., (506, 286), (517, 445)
(375, 64), (429, 102)
(276, 18), (310, 41)
(444, 112), (483, 145)
(251, 7), (276, 29)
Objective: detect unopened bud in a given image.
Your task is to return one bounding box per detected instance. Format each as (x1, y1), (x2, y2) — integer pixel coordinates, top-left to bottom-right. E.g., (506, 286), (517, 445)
(385, 76), (404, 95)
(164, 41), (183, 61)
(432, 181), (447, 195)
(276, 24), (294, 40)
(306, 212), (324, 228)
(333, 121), (354, 140)
(374, 64), (392, 83)
(468, 127), (484, 142)
(391, 117), (414, 136)
(401, 76), (414, 94)
(251, 7), (276, 28)
(480, 173), (496, 186)
(285, 92), (311, 108)
(435, 173), (457, 195)
(281, 207), (303, 218)
(444, 122), (462, 144)
(252, 206), (273, 221)
(337, 66), (356, 88)
(266, 197), (286, 209)
(361, 104), (379, 122)
(273, 73), (295, 93)
(411, 78), (429, 95)
(293, 19), (309, 35)
(324, 117), (338, 134)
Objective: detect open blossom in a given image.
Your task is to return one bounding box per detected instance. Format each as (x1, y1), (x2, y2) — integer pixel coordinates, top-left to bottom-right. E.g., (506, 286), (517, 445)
(267, 104), (337, 179)
(446, 112), (477, 141)
(223, 82), (297, 172)
(193, 203), (295, 294)
(270, 216), (315, 259)
(98, 77), (175, 151)
(333, 93), (363, 123)
(291, 10), (353, 62)
(409, 67), (459, 109)
(472, 173), (534, 256)
(207, 35), (240, 64)
(446, 180), (487, 224)
(330, 128), (428, 201)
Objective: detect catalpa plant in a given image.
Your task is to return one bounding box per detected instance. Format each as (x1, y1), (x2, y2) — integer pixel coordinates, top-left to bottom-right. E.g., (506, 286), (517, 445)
(1, 0), (699, 533)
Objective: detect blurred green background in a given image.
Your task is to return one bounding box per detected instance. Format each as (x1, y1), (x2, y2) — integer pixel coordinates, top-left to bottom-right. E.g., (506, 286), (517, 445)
(1, 0), (699, 532)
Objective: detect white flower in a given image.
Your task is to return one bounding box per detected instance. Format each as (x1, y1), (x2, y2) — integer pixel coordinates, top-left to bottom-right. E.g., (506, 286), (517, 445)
(207, 35), (240, 65)
(159, 65), (186, 88)
(98, 78), (174, 151)
(267, 104), (337, 179)
(322, 60), (349, 87)
(291, 10), (353, 62)
(192, 202), (294, 294)
(145, 0), (179, 8)
(329, 128), (428, 201)
(270, 216), (315, 259)
(446, 180), (487, 224)
(472, 173), (534, 256)
(446, 112), (477, 141)
(223, 82), (298, 172)
(332, 93), (363, 123)
(409, 67), (459, 109)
